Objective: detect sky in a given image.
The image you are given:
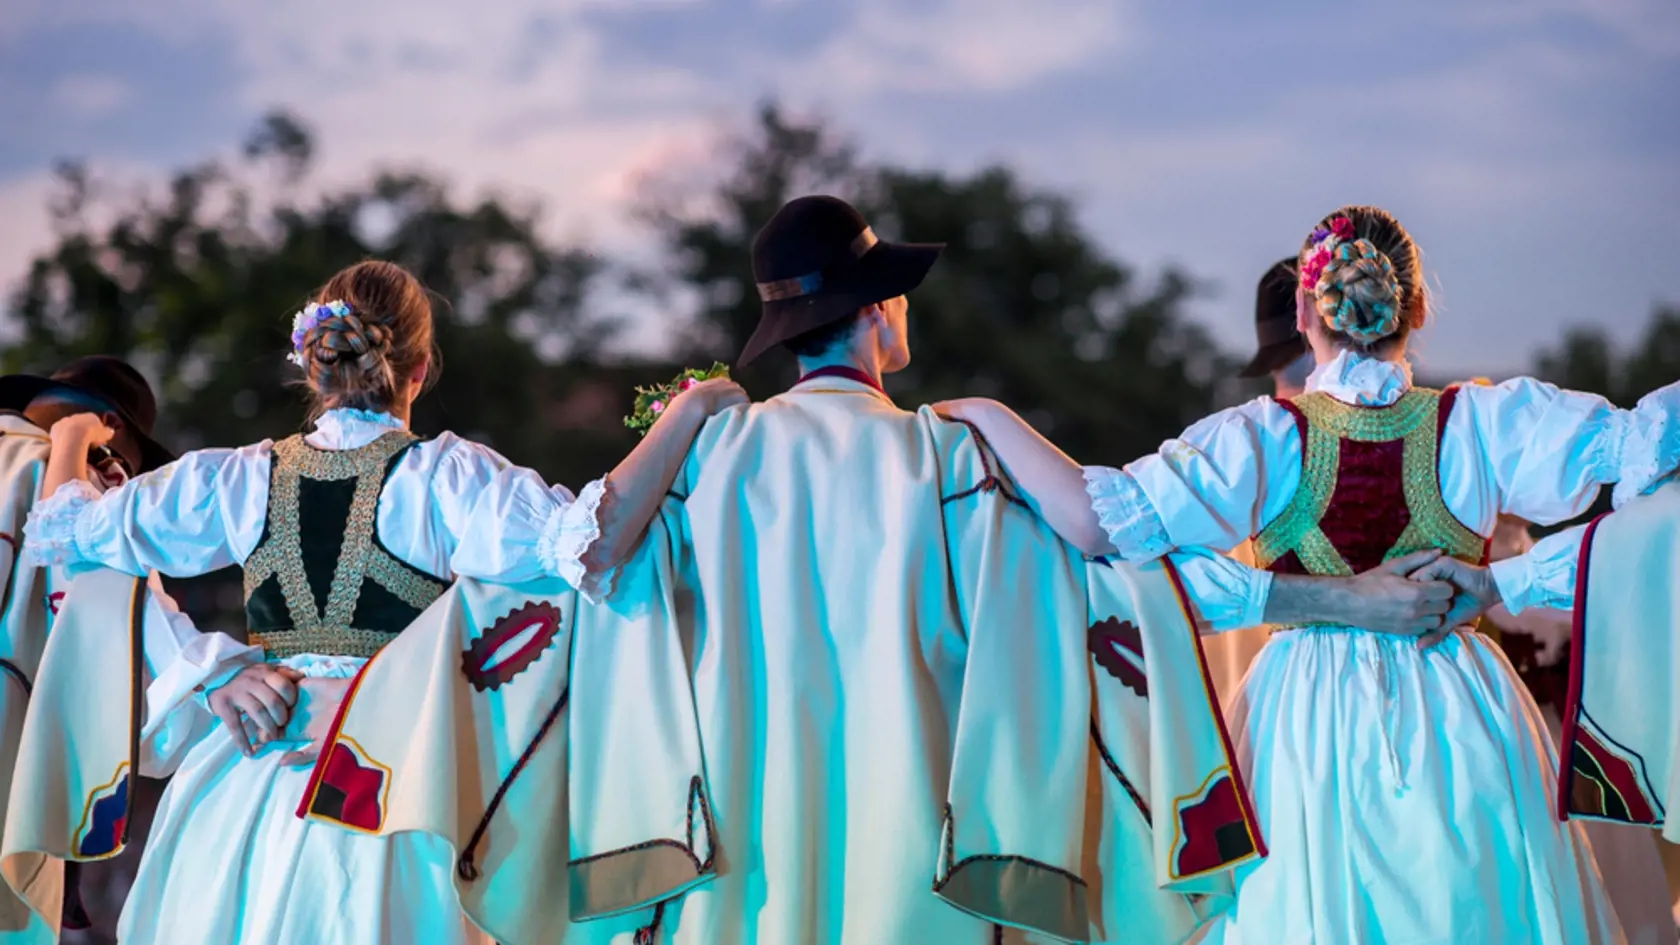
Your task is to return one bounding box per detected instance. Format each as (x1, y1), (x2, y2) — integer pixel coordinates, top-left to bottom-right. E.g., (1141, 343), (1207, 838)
(2, 0), (1677, 377)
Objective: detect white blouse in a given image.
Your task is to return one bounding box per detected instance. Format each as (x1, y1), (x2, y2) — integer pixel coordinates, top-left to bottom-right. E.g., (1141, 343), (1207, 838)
(23, 407), (609, 598)
(1085, 351), (1680, 611)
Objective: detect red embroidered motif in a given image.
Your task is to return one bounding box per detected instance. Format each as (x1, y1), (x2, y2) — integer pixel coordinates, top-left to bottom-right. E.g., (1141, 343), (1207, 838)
(1567, 723), (1661, 825)
(46, 591), (64, 616)
(309, 741), (387, 831)
(462, 601), (562, 692)
(1088, 616), (1147, 698)
(1173, 774), (1255, 876)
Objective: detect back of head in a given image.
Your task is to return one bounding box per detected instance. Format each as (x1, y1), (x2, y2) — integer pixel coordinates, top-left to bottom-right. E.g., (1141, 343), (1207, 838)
(294, 260), (435, 418)
(1297, 206), (1426, 356)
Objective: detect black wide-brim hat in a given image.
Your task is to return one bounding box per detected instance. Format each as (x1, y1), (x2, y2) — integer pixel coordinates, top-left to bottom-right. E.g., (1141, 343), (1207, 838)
(1237, 257), (1308, 379)
(0, 355), (174, 472)
(739, 195), (944, 366)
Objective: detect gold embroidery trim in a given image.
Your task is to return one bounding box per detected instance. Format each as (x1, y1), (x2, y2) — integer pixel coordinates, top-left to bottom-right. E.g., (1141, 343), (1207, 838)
(1254, 389), (1482, 576)
(243, 431), (446, 658)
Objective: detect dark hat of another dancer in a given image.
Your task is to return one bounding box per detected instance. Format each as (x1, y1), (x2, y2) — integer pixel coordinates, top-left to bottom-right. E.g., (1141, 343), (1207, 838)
(1237, 258), (1308, 379)
(739, 196), (944, 366)
(0, 356), (174, 472)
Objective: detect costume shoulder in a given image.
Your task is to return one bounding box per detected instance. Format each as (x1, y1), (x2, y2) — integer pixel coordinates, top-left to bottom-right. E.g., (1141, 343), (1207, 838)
(915, 406), (1030, 510)
(1557, 478), (1680, 841)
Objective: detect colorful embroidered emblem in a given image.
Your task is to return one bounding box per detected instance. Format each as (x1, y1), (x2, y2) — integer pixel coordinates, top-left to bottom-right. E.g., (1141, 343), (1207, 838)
(75, 764), (130, 859)
(1170, 770), (1256, 878)
(1567, 712), (1663, 826)
(46, 591), (64, 616)
(1088, 616), (1147, 697)
(463, 601), (562, 692)
(307, 736), (391, 832)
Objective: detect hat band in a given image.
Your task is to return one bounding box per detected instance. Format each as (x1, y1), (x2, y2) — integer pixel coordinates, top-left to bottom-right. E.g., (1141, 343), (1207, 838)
(756, 228), (879, 302)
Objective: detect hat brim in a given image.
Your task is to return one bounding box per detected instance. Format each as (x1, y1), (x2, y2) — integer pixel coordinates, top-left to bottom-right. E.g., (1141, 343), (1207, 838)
(1236, 338), (1308, 379)
(0, 373), (174, 472)
(739, 240), (944, 367)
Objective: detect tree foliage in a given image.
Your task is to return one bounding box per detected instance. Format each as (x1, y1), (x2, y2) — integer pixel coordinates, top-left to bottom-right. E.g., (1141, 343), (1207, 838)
(638, 104), (1231, 465)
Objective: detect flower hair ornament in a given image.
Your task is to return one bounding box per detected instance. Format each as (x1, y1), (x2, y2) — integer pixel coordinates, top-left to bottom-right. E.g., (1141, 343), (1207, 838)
(1299, 216), (1402, 343)
(287, 300), (352, 367)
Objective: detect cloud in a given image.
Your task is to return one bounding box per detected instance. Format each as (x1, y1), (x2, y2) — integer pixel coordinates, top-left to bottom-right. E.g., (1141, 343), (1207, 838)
(0, 0), (1673, 378)
(50, 73), (131, 118)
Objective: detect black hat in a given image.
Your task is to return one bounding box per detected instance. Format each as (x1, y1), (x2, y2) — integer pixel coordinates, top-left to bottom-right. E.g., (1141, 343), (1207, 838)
(0, 356), (173, 472)
(739, 195), (944, 366)
(1237, 258), (1307, 379)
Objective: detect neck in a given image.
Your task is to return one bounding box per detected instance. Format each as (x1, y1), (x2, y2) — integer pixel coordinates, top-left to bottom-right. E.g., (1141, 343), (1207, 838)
(796, 352), (883, 389)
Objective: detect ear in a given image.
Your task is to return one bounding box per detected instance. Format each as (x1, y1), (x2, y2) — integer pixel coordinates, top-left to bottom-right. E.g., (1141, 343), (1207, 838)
(1294, 285), (1314, 334)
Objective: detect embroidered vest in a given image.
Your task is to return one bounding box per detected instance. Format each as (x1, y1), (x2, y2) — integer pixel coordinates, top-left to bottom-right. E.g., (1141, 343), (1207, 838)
(243, 431), (447, 659)
(1253, 387), (1487, 579)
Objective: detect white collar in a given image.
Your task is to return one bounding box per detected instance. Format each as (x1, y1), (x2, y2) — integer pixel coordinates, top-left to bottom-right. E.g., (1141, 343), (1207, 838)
(1303, 350), (1413, 407)
(0, 413), (45, 437)
(305, 407), (406, 450)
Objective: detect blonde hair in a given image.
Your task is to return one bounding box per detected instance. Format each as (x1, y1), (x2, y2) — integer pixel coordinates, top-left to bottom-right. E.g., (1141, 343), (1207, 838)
(1298, 206), (1427, 355)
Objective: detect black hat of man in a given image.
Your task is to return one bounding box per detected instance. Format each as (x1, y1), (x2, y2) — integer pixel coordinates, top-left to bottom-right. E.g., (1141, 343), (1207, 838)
(0, 356), (173, 472)
(739, 195), (945, 366)
(1237, 258), (1307, 379)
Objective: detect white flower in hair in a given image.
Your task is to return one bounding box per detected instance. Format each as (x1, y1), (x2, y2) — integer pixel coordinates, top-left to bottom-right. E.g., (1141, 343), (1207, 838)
(287, 299), (353, 366)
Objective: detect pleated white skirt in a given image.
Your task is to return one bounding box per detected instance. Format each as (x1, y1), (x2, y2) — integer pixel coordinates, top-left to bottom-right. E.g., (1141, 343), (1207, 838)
(1200, 628), (1623, 945)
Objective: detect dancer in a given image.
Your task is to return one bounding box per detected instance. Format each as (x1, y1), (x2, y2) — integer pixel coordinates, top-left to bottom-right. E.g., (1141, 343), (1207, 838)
(0, 356), (183, 943)
(943, 205), (1680, 942)
(6, 260), (743, 944)
(319, 196), (1463, 945)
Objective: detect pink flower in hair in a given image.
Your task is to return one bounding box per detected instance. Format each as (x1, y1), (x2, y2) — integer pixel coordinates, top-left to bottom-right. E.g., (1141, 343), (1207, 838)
(1300, 248), (1331, 290)
(1330, 216), (1355, 241)
(651, 400), (665, 415)
(681, 377), (699, 392)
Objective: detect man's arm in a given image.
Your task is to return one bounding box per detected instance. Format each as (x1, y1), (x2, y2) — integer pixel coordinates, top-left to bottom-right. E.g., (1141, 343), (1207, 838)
(1263, 550), (1455, 636)
(1173, 547), (1454, 638)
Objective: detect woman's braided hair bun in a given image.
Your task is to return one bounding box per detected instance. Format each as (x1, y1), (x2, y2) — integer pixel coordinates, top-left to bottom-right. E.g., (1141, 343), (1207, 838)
(1297, 206), (1427, 354)
(296, 260), (435, 417)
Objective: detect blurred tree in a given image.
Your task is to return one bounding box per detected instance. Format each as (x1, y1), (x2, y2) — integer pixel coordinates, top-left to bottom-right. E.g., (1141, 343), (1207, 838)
(5, 110), (673, 631)
(641, 103), (1232, 466)
(1534, 305), (1680, 407)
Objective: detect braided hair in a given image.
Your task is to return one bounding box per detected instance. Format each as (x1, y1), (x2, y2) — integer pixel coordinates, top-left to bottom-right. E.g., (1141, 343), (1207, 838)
(1297, 206), (1427, 355)
(295, 261), (436, 419)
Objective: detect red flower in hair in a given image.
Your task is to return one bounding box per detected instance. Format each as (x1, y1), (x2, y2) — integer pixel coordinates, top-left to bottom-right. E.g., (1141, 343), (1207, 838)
(1330, 216), (1355, 241)
(1300, 248), (1331, 289)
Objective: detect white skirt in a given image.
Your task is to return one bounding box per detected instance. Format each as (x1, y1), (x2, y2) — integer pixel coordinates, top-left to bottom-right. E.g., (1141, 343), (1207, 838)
(118, 654), (491, 945)
(1201, 628), (1624, 945)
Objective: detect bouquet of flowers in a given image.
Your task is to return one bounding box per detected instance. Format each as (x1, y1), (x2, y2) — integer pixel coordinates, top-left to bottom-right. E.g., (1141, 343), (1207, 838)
(624, 362), (732, 435)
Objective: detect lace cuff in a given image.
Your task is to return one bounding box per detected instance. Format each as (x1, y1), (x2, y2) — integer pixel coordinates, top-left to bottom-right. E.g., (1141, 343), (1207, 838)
(22, 478), (101, 568)
(537, 477), (619, 604)
(1082, 466), (1175, 561)
(1614, 385), (1680, 508)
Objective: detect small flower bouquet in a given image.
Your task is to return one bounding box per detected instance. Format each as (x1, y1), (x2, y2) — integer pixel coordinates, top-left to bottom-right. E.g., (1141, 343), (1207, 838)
(624, 362), (731, 435)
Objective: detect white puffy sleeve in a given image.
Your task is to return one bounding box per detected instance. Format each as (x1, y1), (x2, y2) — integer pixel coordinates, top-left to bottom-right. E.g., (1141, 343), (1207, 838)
(443, 440), (614, 601)
(22, 445), (270, 578)
(1168, 548), (1273, 633)
(1616, 381), (1680, 508)
(1082, 398), (1300, 560)
(1489, 523), (1587, 615)
(1453, 378), (1640, 524)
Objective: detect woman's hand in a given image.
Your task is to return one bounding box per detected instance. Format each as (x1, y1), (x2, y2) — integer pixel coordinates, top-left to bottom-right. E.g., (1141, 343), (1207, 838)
(931, 397), (1003, 425)
(207, 664), (304, 756)
(670, 378), (749, 420)
(279, 676), (354, 767)
(48, 413), (115, 451)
